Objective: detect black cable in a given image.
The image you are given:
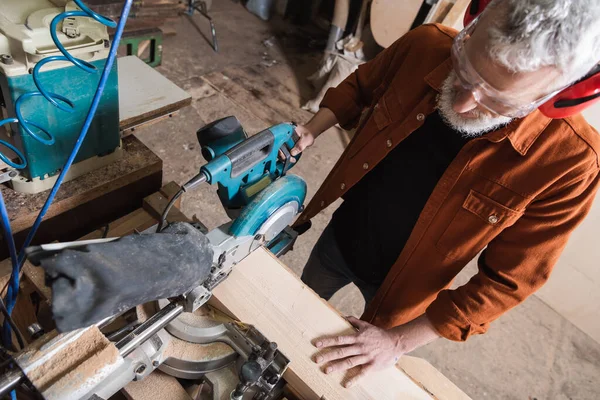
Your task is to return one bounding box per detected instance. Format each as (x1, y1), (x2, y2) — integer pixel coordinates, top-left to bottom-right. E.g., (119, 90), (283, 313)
(0, 297), (24, 350)
(156, 188), (184, 233)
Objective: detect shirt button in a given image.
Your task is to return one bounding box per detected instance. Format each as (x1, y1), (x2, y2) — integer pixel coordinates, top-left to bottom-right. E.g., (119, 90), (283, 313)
(363, 163), (369, 170)
(488, 215), (499, 224)
(340, 183), (346, 190)
(320, 200), (325, 207)
(386, 139), (392, 148)
(416, 113), (425, 121)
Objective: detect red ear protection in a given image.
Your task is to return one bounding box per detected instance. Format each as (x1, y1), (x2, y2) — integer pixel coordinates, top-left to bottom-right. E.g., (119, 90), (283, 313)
(462, 0), (600, 118)
(463, 0), (493, 26)
(538, 65), (600, 119)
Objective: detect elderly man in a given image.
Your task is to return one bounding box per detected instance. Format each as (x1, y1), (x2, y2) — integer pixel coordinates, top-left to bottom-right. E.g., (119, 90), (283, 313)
(289, 0), (600, 387)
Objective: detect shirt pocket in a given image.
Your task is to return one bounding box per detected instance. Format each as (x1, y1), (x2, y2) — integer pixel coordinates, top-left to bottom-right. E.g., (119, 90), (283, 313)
(436, 190), (524, 261)
(349, 87), (406, 159)
(374, 87), (405, 129)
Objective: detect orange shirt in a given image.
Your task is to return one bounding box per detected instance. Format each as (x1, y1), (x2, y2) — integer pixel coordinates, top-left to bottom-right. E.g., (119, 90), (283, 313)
(295, 24), (600, 341)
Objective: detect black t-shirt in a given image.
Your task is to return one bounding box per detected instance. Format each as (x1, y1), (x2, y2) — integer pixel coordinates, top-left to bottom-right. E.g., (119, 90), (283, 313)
(331, 110), (470, 285)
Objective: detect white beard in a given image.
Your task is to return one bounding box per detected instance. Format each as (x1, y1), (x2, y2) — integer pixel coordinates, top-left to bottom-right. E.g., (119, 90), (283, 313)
(436, 71), (513, 137)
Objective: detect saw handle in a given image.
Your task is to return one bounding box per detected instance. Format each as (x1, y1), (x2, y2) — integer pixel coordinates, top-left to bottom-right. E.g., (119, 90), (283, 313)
(226, 129), (275, 178)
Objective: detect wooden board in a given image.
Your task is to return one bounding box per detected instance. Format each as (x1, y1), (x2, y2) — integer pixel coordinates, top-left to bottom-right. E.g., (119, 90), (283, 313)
(371, 0), (424, 48)
(210, 248), (433, 400)
(0, 135), (162, 260)
(424, 0), (455, 24)
(398, 356), (472, 400)
(441, 0), (471, 30)
(118, 56), (192, 134)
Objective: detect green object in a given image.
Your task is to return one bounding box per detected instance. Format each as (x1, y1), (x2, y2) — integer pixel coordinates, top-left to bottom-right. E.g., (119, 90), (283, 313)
(119, 28), (163, 68)
(0, 59), (120, 181)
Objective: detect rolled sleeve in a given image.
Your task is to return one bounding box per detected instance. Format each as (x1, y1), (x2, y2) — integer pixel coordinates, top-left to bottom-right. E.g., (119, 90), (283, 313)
(427, 168), (600, 341)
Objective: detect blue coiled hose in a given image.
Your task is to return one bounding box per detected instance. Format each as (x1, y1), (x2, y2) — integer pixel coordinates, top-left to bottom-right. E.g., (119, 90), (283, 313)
(0, 0), (134, 350)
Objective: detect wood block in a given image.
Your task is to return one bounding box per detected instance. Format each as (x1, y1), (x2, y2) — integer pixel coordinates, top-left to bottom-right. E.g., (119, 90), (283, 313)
(441, 0), (471, 30)
(119, 56), (192, 134)
(23, 261), (51, 302)
(0, 135), (162, 260)
(210, 248), (432, 400)
(143, 189), (188, 224)
(371, 0), (423, 48)
(424, 0), (454, 24)
(398, 356), (472, 400)
(78, 208), (157, 241)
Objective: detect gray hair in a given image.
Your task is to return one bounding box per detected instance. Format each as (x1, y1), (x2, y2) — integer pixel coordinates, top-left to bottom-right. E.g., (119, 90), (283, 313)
(485, 0), (600, 82)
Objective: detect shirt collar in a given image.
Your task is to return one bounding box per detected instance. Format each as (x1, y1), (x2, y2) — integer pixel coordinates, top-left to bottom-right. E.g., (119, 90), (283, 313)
(424, 58), (552, 156)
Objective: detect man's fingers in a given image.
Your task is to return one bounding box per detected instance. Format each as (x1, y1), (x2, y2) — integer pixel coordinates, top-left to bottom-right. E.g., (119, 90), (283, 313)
(314, 345), (362, 364)
(324, 355), (370, 374)
(314, 334), (357, 348)
(344, 363), (377, 388)
(290, 144), (303, 157)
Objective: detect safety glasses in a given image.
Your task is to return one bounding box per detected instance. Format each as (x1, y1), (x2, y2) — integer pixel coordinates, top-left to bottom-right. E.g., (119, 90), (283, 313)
(451, 15), (565, 118)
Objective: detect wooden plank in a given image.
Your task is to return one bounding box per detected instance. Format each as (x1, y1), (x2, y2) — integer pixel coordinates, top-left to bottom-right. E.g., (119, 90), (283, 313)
(441, 0), (471, 30)
(119, 56), (192, 132)
(78, 208), (157, 241)
(398, 356), (472, 400)
(424, 0), (455, 24)
(210, 248), (432, 400)
(143, 189), (188, 224)
(0, 270), (39, 345)
(23, 262), (51, 302)
(371, 0), (423, 48)
(0, 135), (162, 260)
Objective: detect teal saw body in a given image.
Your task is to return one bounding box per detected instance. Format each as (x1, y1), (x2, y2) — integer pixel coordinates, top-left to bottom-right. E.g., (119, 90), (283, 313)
(0, 59), (120, 180)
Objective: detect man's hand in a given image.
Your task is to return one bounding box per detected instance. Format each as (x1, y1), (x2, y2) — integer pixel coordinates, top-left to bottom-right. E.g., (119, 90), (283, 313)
(313, 315), (440, 388)
(290, 124), (316, 161)
(288, 107), (339, 161)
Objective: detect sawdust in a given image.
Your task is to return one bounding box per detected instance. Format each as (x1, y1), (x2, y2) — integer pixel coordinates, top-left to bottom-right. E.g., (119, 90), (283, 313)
(124, 370), (192, 400)
(164, 336), (234, 362)
(24, 327), (120, 393)
(136, 302), (158, 323)
(177, 305), (212, 326)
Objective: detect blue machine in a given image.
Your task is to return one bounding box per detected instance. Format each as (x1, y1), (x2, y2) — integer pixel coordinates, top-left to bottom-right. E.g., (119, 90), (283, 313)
(0, 1), (120, 190)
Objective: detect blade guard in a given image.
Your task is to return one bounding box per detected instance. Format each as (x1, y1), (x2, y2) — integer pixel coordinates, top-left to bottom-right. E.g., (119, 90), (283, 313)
(229, 175), (307, 238)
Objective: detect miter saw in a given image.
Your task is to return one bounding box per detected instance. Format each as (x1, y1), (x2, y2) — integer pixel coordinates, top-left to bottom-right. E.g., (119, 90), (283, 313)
(0, 116), (308, 399)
